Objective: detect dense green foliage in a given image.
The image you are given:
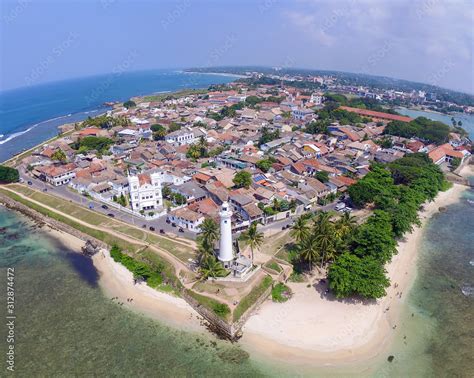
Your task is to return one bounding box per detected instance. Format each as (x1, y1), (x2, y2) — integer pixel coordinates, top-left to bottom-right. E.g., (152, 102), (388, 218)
(383, 117), (451, 144)
(81, 115), (128, 129)
(186, 137), (208, 160)
(151, 124), (166, 140)
(51, 149), (67, 162)
(271, 283), (292, 302)
(110, 244), (164, 285)
(233, 170), (252, 189)
(305, 119), (330, 135)
(168, 122), (181, 132)
(328, 153), (447, 298)
(255, 157), (276, 173)
(258, 127), (280, 147)
(74, 136), (114, 154)
(162, 186), (187, 206)
(0, 166), (19, 183)
(123, 100), (136, 109)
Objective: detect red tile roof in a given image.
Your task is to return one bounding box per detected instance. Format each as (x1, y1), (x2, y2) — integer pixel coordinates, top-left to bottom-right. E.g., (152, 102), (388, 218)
(339, 106), (413, 123)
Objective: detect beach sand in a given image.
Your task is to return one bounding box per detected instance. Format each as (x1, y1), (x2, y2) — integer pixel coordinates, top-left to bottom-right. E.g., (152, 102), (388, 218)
(38, 167), (472, 369)
(240, 182), (468, 368)
(44, 227), (204, 333)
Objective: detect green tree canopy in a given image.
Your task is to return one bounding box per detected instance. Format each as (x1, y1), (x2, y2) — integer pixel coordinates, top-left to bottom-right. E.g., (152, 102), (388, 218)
(233, 170), (252, 189)
(123, 100), (136, 109)
(0, 166), (19, 183)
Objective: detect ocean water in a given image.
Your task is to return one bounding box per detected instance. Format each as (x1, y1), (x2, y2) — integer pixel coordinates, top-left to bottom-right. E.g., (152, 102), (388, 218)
(0, 207), (265, 376)
(374, 177), (474, 377)
(397, 107), (474, 138)
(0, 70), (235, 162)
(1, 180), (472, 376)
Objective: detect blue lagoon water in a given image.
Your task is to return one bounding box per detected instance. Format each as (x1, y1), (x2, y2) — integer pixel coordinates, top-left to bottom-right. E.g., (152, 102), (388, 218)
(397, 107), (474, 138)
(0, 70), (235, 162)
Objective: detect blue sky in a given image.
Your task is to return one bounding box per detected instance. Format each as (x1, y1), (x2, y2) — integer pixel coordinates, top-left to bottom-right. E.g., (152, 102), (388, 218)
(1, 0), (473, 93)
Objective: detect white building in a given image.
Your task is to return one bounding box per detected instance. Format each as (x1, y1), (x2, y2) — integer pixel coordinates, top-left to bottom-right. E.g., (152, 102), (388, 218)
(218, 201), (233, 266)
(292, 108), (314, 121)
(166, 208), (204, 232)
(165, 128), (195, 146)
(35, 164), (76, 186)
(128, 172), (163, 212)
(310, 92), (324, 106)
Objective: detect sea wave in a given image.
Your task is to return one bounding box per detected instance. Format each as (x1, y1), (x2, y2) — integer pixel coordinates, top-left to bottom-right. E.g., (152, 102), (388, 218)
(0, 126), (36, 145)
(0, 113), (74, 145)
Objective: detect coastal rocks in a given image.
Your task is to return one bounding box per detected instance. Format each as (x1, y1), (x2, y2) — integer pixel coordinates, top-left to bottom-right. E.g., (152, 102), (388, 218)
(438, 206), (447, 212)
(81, 240), (101, 257)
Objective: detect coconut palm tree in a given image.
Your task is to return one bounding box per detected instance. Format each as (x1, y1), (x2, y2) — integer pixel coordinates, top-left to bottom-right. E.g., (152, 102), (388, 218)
(240, 222), (264, 263)
(290, 215), (310, 244)
(199, 218), (219, 249)
(313, 212), (337, 268)
(199, 256), (227, 280)
(335, 212), (357, 239)
(299, 234), (320, 271)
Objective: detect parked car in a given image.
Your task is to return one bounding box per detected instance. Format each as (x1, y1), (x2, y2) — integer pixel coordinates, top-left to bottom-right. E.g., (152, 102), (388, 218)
(159, 229), (165, 234)
(171, 223), (177, 227)
(42, 188), (48, 192)
(107, 213), (115, 218)
(165, 219), (171, 224)
(149, 226), (155, 231)
(178, 228), (184, 233)
(27, 181), (32, 185)
(101, 204), (109, 210)
(142, 224), (147, 229)
(343, 207), (353, 213)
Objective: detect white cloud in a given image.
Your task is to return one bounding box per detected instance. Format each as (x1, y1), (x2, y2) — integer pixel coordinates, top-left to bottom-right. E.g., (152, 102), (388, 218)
(281, 0), (473, 92)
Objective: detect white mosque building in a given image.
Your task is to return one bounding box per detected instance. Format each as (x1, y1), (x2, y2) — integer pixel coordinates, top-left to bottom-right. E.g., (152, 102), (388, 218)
(128, 172), (163, 213)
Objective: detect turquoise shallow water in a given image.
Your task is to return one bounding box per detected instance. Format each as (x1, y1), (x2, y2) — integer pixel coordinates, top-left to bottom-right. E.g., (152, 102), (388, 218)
(0, 208), (264, 376)
(0, 179), (472, 376)
(373, 179), (474, 377)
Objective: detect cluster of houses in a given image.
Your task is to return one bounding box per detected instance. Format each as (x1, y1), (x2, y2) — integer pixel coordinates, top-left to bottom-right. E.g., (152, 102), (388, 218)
(20, 80), (472, 232)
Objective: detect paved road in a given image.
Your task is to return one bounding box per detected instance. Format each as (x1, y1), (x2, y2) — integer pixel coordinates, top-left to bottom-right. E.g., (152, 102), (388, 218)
(18, 169), (198, 240)
(18, 168), (345, 241)
(258, 202), (340, 234)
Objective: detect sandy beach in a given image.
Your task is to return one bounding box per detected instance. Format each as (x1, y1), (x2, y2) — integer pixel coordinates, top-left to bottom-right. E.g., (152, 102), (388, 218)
(37, 164), (472, 369)
(44, 227), (204, 333)
(240, 181), (469, 367)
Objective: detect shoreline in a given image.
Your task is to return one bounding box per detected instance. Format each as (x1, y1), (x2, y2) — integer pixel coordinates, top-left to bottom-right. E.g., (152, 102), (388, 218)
(42, 226), (206, 333)
(238, 180), (469, 369)
(1, 166), (471, 372)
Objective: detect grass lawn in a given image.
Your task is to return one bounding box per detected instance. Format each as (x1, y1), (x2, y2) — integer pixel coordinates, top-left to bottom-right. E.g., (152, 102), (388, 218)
(7, 185), (196, 263)
(271, 283), (292, 302)
(185, 289), (231, 321)
(233, 275), (272, 322)
(264, 260), (282, 273)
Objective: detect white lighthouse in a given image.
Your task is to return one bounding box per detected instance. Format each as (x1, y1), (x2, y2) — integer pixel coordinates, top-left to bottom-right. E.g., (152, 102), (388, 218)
(218, 201), (233, 265)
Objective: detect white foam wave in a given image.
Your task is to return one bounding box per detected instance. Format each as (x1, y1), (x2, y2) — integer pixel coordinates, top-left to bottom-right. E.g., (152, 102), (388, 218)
(0, 125), (36, 145)
(0, 112), (75, 146)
